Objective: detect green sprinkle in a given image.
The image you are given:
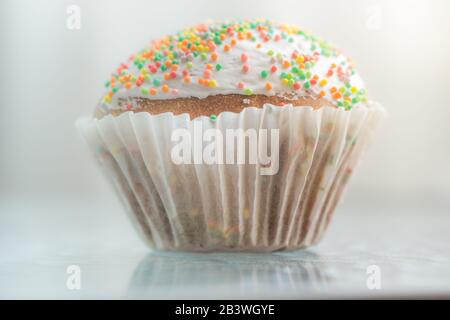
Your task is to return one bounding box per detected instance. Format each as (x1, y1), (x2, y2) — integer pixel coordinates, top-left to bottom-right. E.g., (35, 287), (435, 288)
(260, 70), (269, 78)
(267, 50), (274, 56)
(153, 79), (161, 87)
(304, 81), (311, 89)
(105, 81), (110, 88)
(201, 53), (207, 60)
(215, 64), (222, 71)
(244, 88), (253, 95)
(210, 114), (217, 121)
(141, 88), (149, 95)
(186, 62), (193, 69)
(299, 71), (306, 80)
(161, 65), (167, 71)
(291, 67), (300, 74)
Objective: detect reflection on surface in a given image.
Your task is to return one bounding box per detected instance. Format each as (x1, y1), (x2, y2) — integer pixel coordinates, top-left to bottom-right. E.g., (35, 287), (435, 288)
(127, 251), (332, 299)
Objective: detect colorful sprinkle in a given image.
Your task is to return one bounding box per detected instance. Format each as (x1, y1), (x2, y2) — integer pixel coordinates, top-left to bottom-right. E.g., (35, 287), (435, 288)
(101, 20), (368, 111)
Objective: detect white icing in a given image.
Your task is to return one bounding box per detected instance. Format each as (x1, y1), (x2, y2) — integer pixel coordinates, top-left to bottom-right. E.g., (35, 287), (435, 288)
(97, 21), (367, 114)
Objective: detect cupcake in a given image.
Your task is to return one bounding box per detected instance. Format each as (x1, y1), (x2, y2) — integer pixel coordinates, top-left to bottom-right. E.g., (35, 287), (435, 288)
(77, 20), (384, 252)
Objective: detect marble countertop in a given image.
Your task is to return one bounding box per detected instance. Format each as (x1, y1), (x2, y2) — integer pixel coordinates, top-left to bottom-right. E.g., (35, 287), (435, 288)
(1, 197), (449, 299)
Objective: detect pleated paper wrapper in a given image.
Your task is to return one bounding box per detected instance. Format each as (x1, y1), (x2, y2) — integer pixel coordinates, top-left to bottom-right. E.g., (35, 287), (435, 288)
(76, 102), (384, 252)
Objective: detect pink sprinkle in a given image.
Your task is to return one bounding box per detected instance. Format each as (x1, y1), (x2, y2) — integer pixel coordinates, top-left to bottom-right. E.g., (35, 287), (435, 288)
(237, 82), (245, 89)
(241, 53), (248, 62)
(203, 70), (212, 79)
(274, 34), (281, 41)
(149, 65), (157, 73)
(182, 69), (189, 77)
(242, 64), (249, 73)
(271, 65), (277, 73)
(293, 82), (301, 90)
(170, 71), (177, 79)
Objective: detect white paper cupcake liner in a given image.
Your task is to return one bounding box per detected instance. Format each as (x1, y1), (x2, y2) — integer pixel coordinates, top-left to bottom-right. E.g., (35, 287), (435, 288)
(76, 102), (384, 252)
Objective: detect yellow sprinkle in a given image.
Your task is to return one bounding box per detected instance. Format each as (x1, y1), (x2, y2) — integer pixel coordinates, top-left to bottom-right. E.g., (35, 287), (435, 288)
(319, 79), (328, 87)
(209, 80), (217, 87)
(351, 86), (358, 94)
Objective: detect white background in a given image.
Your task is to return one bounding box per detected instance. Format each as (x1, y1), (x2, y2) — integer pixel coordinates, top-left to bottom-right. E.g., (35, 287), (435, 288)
(0, 0), (449, 258)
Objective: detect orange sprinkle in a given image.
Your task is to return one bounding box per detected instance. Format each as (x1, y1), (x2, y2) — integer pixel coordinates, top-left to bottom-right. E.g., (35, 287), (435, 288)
(162, 84), (169, 93)
(164, 73), (171, 80)
(211, 52), (218, 61)
(164, 60), (172, 68)
(265, 82), (273, 91)
(333, 92), (342, 100)
(183, 76), (191, 84)
(282, 60), (291, 68)
(125, 82), (132, 89)
(150, 88), (157, 96)
(319, 90), (326, 97)
(330, 87), (337, 93)
(206, 64), (213, 70)
(231, 39), (237, 46)
(224, 44), (231, 52)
